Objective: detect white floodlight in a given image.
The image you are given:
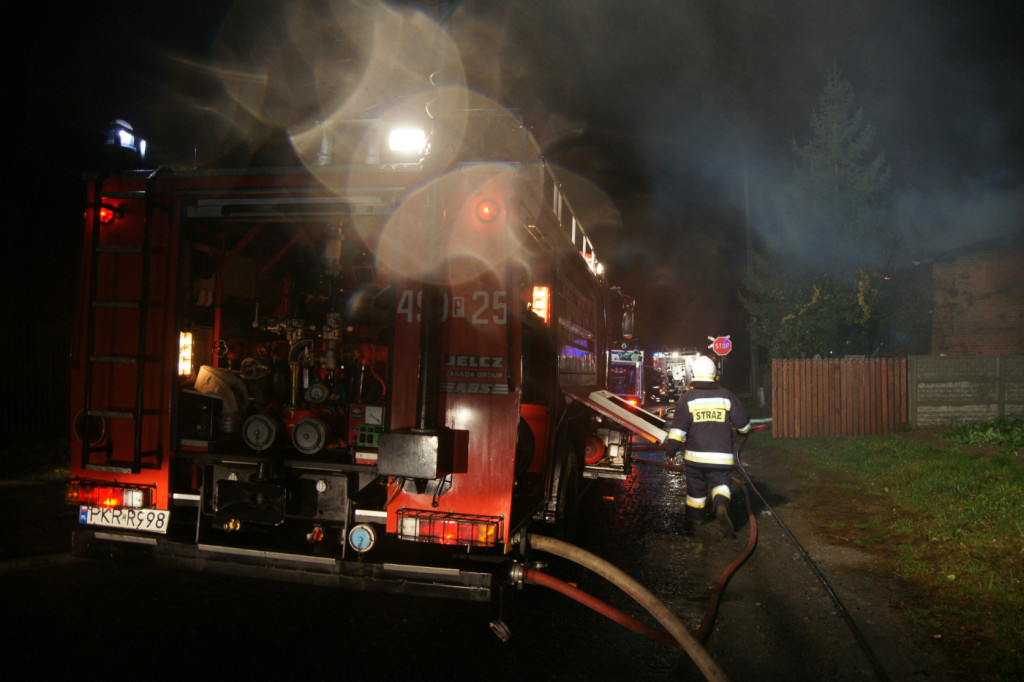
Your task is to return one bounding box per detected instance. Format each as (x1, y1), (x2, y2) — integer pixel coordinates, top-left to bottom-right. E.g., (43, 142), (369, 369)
(387, 126), (427, 154)
(105, 119), (146, 159)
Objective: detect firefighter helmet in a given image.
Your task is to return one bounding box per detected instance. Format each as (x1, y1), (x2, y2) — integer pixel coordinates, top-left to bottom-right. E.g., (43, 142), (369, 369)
(692, 355), (717, 382)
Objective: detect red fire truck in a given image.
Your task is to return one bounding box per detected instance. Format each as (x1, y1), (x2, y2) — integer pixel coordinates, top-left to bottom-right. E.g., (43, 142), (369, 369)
(68, 110), (666, 601)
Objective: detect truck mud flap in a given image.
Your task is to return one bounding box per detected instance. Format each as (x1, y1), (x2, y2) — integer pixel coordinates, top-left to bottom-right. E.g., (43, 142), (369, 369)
(72, 529), (496, 602)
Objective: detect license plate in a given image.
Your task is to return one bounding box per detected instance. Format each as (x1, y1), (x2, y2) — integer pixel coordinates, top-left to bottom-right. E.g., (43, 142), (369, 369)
(79, 506), (169, 534)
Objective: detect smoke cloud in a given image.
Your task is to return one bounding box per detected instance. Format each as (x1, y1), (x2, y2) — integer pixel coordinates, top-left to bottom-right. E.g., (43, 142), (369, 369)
(14, 0), (1022, 355)
(447, 0), (1023, 349)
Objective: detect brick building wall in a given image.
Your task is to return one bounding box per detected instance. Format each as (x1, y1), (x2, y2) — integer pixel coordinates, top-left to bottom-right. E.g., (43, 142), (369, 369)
(931, 249), (1024, 355)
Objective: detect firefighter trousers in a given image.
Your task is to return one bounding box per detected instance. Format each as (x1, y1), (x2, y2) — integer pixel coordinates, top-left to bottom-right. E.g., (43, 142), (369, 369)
(684, 464), (733, 522)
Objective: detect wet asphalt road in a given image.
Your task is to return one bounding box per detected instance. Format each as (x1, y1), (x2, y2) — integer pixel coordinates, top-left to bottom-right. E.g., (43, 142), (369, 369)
(0, 449), (892, 681)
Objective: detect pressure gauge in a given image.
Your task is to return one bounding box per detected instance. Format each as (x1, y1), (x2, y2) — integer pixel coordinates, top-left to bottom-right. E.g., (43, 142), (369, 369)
(348, 524), (376, 553)
(305, 383), (330, 404)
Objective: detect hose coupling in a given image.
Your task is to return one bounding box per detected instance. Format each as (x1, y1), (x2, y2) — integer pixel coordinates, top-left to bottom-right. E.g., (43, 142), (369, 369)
(506, 561), (526, 589)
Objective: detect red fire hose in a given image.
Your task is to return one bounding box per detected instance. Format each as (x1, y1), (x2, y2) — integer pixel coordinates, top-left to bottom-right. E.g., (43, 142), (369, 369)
(690, 425), (769, 639)
(527, 533), (729, 682)
(691, 471), (758, 641)
(522, 568), (675, 645)
(527, 424), (770, 650)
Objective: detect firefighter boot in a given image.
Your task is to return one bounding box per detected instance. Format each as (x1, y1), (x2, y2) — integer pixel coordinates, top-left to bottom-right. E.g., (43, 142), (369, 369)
(714, 501), (734, 539)
(683, 510), (703, 536)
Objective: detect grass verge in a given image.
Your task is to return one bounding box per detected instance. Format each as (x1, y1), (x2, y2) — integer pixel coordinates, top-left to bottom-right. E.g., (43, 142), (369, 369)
(755, 419), (1024, 680)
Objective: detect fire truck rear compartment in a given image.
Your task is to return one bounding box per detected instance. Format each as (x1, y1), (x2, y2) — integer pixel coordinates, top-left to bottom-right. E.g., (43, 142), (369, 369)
(72, 145), (641, 600)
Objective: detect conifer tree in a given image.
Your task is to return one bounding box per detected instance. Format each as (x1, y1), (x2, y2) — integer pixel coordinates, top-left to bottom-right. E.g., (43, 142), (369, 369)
(791, 66), (892, 270)
(743, 68), (899, 359)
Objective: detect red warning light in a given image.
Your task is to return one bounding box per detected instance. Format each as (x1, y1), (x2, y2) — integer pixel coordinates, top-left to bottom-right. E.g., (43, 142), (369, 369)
(475, 199), (500, 223)
(92, 203), (122, 225)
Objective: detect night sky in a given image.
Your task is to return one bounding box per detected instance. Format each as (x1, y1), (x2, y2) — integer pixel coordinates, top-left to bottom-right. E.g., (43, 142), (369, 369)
(8, 0), (1024, 391)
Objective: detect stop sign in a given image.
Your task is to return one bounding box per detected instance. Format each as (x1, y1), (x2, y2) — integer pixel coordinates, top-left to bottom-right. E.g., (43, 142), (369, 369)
(712, 336), (732, 356)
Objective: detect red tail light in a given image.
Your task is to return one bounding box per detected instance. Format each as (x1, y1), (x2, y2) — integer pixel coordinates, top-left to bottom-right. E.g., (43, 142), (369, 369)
(67, 480), (154, 509)
(396, 509), (502, 547)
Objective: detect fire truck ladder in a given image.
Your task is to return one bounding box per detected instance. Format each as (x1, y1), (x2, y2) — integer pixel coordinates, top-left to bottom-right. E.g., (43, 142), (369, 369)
(80, 170), (169, 474)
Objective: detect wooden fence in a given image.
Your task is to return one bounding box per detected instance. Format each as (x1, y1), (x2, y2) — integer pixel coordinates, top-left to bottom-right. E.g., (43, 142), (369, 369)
(772, 357), (907, 438)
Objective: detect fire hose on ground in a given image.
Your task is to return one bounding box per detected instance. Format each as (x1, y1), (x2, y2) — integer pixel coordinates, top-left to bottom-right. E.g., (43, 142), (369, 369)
(640, 421), (890, 681)
(525, 533), (729, 682)
(520, 464), (759, 647)
(731, 427), (893, 682)
(522, 422), (890, 681)
(516, 426), (769, 681)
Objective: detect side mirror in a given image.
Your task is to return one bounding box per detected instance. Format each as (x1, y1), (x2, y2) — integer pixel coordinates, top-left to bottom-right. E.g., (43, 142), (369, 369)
(621, 296), (635, 340)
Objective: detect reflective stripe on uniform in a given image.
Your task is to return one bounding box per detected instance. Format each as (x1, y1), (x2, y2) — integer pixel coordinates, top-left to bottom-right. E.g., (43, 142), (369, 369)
(711, 484), (731, 501)
(667, 428), (686, 442)
(688, 397), (731, 424)
(686, 495), (707, 509)
(688, 397), (732, 410)
(684, 450), (735, 466)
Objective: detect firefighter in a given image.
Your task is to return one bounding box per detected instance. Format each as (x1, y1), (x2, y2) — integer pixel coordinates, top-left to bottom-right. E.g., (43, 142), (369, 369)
(663, 355), (751, 537)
